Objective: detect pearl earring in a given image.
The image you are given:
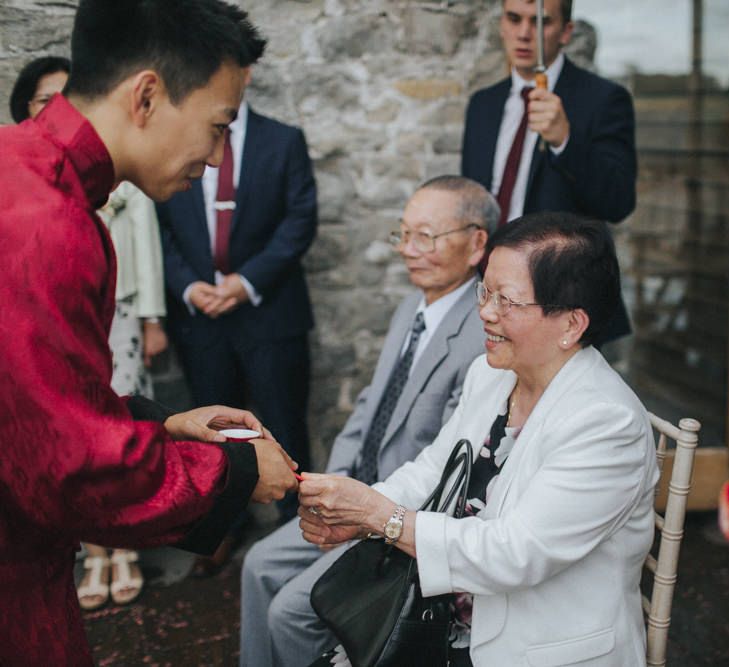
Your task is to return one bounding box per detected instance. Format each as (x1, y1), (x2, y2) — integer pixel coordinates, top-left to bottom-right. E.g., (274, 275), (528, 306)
(562, 340), (568, 346)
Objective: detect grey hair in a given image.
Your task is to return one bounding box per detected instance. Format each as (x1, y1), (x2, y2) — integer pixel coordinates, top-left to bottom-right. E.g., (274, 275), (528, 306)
(417, 175), (501, 235)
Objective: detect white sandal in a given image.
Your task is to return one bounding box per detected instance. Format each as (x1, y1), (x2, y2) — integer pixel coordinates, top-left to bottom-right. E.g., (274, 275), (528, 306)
(110, 550), (143, 605)
(78, 556), (110, 610)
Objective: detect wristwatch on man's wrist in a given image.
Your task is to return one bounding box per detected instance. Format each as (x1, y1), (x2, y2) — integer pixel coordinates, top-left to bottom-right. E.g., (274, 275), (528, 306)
(383, 505), (407, 544)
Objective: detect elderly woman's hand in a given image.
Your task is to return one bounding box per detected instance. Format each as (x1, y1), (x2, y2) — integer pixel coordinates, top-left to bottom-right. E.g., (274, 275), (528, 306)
(299, 473), (418, 557)
(298, 473), (395, 529)
(297, 505), (362, 548)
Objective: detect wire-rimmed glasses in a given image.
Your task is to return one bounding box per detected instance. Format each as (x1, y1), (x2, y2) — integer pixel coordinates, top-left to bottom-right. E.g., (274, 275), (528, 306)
(389, 224), (483, 254)
(475, 282), (550, 314)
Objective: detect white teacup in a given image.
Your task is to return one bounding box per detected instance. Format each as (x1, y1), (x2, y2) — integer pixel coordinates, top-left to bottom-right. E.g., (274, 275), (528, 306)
(218, 428), (261, 442)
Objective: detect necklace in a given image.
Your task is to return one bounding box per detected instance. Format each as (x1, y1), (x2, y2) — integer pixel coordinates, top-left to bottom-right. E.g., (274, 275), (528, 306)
(507, 382), (519, 428)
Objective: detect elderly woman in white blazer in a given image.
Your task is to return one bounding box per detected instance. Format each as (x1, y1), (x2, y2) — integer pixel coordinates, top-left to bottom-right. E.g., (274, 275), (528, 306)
(299, 212), (659, 667)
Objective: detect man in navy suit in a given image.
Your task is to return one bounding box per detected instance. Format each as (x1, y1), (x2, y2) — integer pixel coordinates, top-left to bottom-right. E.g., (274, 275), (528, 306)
(462, 0), (636, 344)
(157, 42), (317, 535)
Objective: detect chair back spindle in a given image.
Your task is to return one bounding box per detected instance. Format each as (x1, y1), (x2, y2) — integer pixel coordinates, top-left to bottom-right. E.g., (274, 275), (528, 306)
(643, 414), (700, 667)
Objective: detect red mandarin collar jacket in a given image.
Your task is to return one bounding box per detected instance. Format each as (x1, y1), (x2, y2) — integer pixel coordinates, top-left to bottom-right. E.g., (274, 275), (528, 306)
(0, 95), (259, 665)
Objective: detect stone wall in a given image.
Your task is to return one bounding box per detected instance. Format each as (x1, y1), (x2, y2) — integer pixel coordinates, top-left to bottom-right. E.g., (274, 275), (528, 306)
(0, 0), (595, 469)
(247, 0), (506, 469)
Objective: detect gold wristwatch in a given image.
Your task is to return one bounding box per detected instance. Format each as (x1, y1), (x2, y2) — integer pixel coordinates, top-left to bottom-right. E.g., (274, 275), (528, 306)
(383, 505), (406, 544)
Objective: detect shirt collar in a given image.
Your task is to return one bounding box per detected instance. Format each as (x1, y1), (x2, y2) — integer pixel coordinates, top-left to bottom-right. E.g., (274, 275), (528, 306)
(201, 101), (248, 186)
(415, 277), (475, 333)
(510, 51), (565, 94)
(229, 101), (248, 141)
(36, 94), (115, 209)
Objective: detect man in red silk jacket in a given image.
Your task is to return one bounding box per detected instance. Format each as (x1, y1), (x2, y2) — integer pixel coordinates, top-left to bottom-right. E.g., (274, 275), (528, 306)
(0, 2), (298, 664)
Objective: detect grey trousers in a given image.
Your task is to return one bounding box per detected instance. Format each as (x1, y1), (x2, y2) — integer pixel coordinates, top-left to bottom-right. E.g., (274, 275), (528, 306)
(239, 517), (352, 667)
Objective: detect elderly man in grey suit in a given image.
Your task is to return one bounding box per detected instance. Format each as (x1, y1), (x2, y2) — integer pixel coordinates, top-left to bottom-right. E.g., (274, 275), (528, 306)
(240, 176), (499, 667)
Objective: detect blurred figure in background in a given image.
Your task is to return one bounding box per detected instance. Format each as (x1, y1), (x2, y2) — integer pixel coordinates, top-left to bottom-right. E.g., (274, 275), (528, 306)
(9, 55), (70, 122)
(101, 183), (168, 398)
(720, 481), (729, 541)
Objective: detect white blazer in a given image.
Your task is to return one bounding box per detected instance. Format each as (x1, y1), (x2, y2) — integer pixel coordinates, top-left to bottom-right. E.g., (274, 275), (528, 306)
(376, 347), (659, 666)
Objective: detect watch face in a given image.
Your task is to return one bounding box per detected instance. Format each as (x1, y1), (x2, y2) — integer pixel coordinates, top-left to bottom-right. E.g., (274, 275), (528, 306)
(384, 522), (401, 539)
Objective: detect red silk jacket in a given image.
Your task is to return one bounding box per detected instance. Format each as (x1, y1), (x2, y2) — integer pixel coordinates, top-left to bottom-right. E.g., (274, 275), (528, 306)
(0, 95), (258, 665)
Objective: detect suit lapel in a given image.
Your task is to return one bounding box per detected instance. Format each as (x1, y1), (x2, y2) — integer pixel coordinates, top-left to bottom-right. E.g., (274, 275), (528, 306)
(524, 57), (575, 205)
(190, 179), (213, 262)
(483, 79), (511, 189)
(525, 137), (546, 200)
(234, 107), (262, 231)
(553, 56), (577, 99)
(360, 295), (421, 437)
(491, 346), (597, 517)
(381, 284), (476, 449)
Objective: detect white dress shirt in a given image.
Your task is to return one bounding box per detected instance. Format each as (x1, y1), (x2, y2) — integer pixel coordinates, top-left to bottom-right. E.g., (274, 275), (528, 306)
(403, 278), (475, 374)
(183, 101), (261, 312)
(491, 52), (568, 223)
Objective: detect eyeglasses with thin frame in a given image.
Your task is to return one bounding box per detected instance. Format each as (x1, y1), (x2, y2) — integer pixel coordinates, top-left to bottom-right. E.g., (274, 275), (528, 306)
(389, 223), (483, 254)
(475, 282), (565, 314)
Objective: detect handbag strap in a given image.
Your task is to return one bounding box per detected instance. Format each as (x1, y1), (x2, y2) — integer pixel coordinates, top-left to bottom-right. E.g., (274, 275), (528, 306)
(418, 439), (473, 519)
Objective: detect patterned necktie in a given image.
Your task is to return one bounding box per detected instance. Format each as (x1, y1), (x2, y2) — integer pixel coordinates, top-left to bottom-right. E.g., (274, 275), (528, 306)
(496, 87), (532, 227)
(356, 312), (427, 485)
(213, 129), (235, 274)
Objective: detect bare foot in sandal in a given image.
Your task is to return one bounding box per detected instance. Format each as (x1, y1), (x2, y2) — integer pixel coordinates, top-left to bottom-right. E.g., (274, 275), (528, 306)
(77, 548), (110, 611)
(110, 549), (144, 605)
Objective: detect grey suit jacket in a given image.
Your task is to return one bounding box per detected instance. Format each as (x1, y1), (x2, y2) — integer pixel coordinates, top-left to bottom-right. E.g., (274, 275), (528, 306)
(325, 281), (484, 481)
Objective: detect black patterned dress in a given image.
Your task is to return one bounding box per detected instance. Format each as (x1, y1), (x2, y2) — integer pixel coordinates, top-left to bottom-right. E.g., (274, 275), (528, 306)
(449, 405), (520, 662)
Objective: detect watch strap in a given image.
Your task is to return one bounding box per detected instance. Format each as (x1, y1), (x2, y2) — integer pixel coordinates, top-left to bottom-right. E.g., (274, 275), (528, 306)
(384, 504), (406, 544)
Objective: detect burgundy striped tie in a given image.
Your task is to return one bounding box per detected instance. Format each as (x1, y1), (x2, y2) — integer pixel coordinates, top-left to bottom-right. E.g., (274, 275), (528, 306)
(496, 87), (532, 227)
(213, 129), (235, 274)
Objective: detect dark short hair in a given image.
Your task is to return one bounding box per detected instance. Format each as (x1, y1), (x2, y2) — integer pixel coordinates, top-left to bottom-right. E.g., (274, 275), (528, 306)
(485, 212), (620, 346)
(417, 175), (501, 234)
(502, 0), (572, 24)
(66, 0), (266, 105)
(559, 0), (573, 23)
(9, 56), (70, 123)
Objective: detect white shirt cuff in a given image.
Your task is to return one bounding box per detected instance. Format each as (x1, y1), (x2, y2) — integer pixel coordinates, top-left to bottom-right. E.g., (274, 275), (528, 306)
(415, 510), (453, 597)
(182, 284), (197, 316)
(238, 274), (262, 306)
(550, 132), (569, 155)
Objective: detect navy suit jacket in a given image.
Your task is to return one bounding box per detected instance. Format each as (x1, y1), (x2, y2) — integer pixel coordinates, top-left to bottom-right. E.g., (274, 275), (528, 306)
(157, 108), (317, 346)
(462, 57), (636, 342)
(462, 57), (637, 223)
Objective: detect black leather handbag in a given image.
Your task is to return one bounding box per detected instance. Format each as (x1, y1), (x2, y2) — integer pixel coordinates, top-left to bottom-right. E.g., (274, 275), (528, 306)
(309, 439), (473, 667)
